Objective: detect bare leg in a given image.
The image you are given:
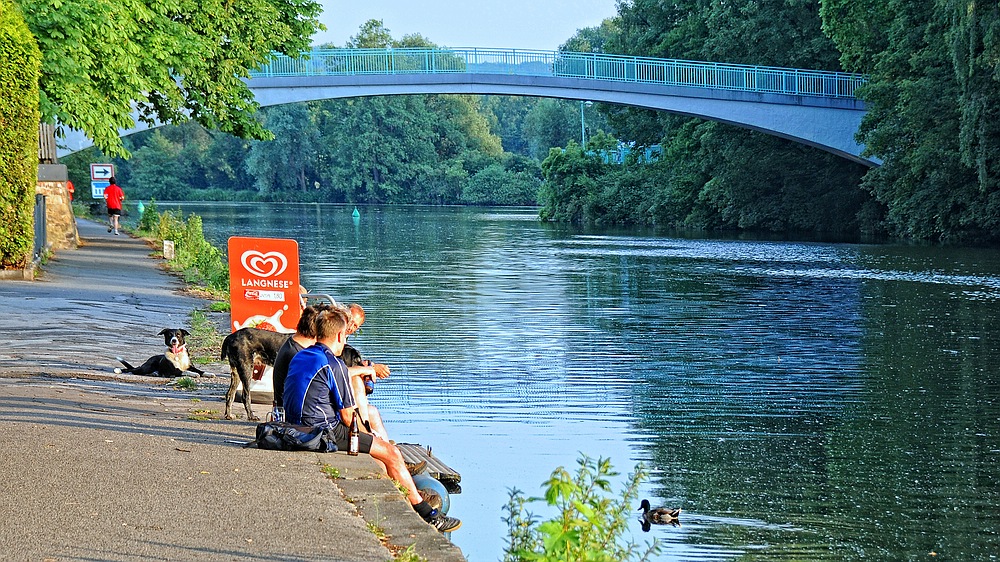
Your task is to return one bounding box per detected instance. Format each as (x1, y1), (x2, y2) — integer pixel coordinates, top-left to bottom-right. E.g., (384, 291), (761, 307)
(369, 439), (422, 505)
(351, 375), (389, 440)
(366, 405), (389, 441)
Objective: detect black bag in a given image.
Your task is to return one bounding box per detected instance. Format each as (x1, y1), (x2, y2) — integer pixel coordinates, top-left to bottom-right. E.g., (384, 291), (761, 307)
(245, 421), (338, 452)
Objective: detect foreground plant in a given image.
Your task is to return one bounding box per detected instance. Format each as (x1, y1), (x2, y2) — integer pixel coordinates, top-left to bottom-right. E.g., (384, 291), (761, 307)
(173, 376), (197, 391)
(503, 455), (659, 562)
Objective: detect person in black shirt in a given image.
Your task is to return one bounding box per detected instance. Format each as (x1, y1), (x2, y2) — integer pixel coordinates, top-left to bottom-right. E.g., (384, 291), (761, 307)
(272, 304), (326, 409)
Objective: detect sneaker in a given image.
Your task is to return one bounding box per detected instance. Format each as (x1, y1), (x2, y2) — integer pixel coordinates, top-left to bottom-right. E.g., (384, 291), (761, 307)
(405, 460), (427, 475)
(114, 230), (119, 235)
(426, 513), (461, 533)
(421, 489), (443, 511)
(108, 226), (113, 232)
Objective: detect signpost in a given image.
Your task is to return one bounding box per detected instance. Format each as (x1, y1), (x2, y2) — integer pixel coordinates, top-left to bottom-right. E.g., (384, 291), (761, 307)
(90, 163), (115, 199)
(90, 181), (110, 199)
(227, 237), (301, 334)
(90, 163), (114, 180)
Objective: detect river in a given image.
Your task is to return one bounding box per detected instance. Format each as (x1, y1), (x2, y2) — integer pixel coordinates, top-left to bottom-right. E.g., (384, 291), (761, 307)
(162, 202), (1000, 561)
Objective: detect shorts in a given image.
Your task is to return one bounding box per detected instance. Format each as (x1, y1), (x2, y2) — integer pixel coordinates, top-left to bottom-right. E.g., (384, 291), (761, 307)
(107, 207), (122, 216)
(328, 422), (374, 454)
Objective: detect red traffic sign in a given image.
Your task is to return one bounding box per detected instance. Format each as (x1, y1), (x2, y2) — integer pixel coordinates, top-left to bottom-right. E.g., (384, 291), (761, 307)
(90, 163), (115, 181)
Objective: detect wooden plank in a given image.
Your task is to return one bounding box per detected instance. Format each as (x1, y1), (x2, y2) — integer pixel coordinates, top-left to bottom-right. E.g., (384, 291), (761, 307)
(396, 443), (462, 494)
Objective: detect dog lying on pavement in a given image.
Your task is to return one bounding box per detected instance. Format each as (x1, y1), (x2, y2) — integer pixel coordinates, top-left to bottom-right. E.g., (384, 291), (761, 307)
(220, 327), (290, 421)
(115, 328), (207, 378)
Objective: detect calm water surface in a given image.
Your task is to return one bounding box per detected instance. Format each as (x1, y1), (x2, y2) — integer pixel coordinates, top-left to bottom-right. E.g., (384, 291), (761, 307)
(168, 202), (1000, 561)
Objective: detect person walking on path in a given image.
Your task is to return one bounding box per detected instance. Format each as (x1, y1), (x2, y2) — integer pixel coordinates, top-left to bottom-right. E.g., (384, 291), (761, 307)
(103, 177), (125, 235)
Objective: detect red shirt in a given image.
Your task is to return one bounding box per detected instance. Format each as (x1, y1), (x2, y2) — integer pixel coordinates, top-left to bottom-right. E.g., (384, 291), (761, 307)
(104, 184), (124, 209)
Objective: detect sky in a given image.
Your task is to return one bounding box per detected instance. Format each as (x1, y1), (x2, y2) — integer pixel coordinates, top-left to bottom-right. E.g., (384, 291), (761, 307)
(313, 0), (620, 51)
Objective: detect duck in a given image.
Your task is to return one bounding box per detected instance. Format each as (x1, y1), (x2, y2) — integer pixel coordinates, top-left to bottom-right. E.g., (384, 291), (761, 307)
(638, 499), (681, 525)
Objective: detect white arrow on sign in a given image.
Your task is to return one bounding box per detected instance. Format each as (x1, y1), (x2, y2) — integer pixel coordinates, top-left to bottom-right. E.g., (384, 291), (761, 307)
(90, 163), (114, 180)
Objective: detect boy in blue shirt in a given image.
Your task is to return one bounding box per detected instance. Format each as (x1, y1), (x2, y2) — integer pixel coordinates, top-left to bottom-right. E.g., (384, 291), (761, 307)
(284, 306), (460, 532)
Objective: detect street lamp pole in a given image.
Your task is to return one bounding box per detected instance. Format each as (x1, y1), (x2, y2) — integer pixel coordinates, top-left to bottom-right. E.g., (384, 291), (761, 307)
(580, 100), (592, 148)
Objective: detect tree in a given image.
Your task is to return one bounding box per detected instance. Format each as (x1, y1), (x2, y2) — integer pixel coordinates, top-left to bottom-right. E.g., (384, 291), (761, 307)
(539, 142), (605, 223)
(346, 18), (393, 48)
(559, 18), (619, 53)
(482, 96), (538, 156)
(823, 0), (1000, 241)
(315, 96), (438, 203)
(584, 0), (874, 236)
(17, 0), (322, 157)
(524, 99), (580, 159)
(245, 104), (319, 195)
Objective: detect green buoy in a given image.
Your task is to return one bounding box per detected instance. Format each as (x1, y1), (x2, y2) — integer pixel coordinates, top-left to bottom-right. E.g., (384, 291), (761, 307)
(352, 206), (360, 218)
(137, 201), (145, 216)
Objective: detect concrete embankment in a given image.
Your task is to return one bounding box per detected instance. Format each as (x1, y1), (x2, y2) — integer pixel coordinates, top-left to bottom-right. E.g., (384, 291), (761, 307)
(0, 218), (465, 562)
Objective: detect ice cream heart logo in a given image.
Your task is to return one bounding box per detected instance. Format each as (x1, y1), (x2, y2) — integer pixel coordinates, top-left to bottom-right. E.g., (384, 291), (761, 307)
(241, 250), (288, 278)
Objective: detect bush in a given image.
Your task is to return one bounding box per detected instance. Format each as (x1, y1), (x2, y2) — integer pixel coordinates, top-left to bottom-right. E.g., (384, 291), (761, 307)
(136, 205), (229, 297)
(137, 199), (159, 232)
(462, 164), (542, 206)
(0, 2), (41, 269)
(503, 455), (659, 562)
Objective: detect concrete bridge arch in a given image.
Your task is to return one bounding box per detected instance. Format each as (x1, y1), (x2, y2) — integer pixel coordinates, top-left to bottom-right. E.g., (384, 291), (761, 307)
(56, 48), (874, 165)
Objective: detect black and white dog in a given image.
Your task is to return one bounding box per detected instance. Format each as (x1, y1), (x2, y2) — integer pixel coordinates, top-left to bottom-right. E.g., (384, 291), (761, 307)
(115, 328), (207, 378)
(219, 327), (290, 421)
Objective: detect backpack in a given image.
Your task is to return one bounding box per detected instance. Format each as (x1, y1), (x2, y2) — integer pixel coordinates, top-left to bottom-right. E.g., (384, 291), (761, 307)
(245, 421), (338, 452)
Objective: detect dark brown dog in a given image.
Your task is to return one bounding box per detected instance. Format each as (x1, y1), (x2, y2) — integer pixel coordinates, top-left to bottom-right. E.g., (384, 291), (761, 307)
(115, 328), (206, 378)
(220, 327), (290, 420)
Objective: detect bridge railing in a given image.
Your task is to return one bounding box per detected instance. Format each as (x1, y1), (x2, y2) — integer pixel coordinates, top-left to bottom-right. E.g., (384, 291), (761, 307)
(252, 48), (866, 99)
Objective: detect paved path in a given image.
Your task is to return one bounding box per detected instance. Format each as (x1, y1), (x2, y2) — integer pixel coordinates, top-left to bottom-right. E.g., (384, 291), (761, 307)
(0, 219), (466, 562)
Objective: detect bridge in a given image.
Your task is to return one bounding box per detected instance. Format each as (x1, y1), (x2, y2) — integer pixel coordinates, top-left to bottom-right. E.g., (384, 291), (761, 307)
(57, 47), (873, 165)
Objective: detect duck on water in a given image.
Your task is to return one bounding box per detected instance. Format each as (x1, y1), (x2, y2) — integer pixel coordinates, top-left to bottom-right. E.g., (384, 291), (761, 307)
(639, 499), (681, 530)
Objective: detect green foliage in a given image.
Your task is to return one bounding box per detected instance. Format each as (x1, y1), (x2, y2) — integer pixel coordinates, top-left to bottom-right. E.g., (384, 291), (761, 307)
(17, 0), (322, 158)
(347, 19), (394, 48)
(0, 0), (40, 269)
(524, 100), (584, 160)
(137, 207), (229, 296)
(559, 0), (877, 237)
(186, 309), (224, 365)
(502, 455), (659, 562)
(822, 0), (1000, 242)
(246, 104), (320, 196)
(394, 545), (427, 562)
(539, 143), (606, 223)
(462, 164), (542, 206)
(173, 377), (197, 391)
(130, 132), (188, 200)
(137, 198), (159, 232)
(560, 18), (619, 53)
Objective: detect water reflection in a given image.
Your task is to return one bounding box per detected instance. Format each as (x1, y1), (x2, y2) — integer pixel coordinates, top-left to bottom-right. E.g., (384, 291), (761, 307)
(166, 202), (1000, 561)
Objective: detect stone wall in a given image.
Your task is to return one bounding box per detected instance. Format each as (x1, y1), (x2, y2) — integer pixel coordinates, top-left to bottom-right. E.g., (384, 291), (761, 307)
(36, 164), (79, 251)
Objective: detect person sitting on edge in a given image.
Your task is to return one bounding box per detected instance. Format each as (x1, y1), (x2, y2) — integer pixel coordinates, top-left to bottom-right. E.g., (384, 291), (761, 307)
(282, 306), (460, 533)
(341, 303), (391, 441)
(271, 303), (325, 410)
(316, 304), (426, 472)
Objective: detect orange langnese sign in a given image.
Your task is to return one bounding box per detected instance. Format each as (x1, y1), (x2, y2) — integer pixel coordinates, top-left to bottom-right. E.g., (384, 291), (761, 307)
(228, 236), (301, 334)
